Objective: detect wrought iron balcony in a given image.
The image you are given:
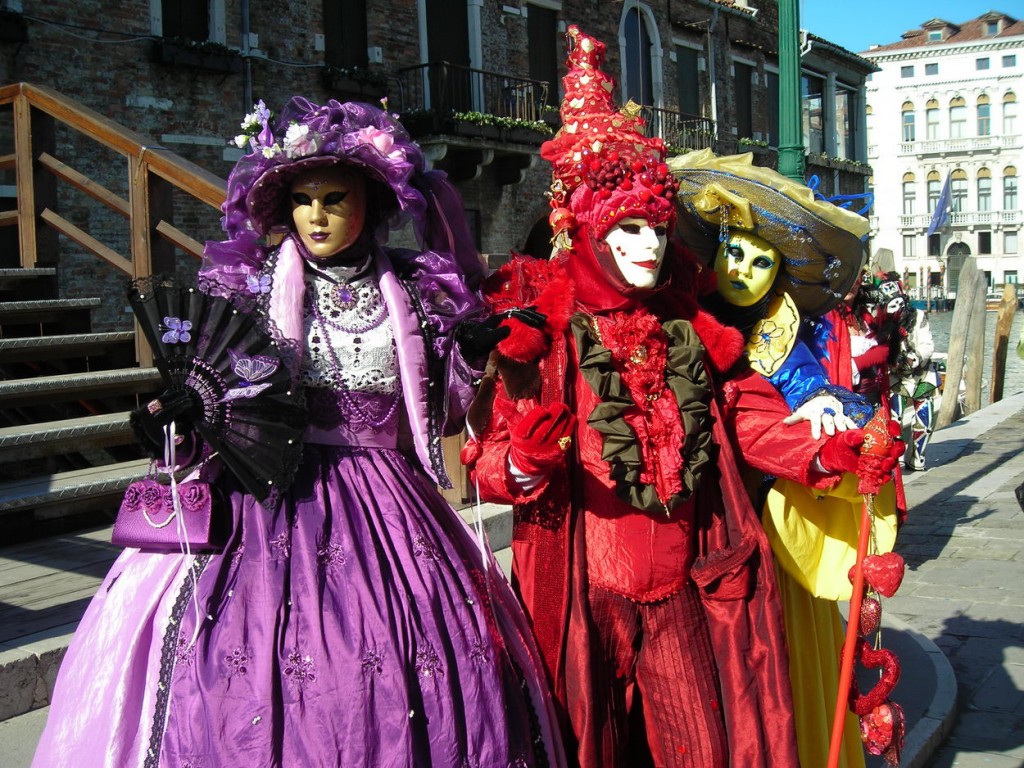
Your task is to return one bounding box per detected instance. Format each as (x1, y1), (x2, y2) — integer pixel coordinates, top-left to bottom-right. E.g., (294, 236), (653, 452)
(395, 62), (549, 127)
(392, 63), (551, 184)
(639, 106), (717, 154)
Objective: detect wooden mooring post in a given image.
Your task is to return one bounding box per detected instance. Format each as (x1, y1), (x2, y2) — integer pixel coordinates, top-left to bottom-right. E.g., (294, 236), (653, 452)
(936, 258), (984, 429)
(991, 284), (1017, 404)
(964, 276), (986, 414)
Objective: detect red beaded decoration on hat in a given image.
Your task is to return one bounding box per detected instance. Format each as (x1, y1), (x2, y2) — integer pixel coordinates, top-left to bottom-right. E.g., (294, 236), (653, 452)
(541, 25), (678, 248)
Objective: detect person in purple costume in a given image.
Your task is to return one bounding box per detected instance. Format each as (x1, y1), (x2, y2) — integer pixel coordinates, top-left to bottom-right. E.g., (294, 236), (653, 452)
(33, 97), (565, 768)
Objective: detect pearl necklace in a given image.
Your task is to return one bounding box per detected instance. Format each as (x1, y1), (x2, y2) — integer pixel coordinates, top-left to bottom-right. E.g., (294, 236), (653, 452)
(305, 273), (400, 432)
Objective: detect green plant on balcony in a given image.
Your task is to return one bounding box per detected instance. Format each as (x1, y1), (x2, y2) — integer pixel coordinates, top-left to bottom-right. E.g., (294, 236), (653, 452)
(155, 37), (242, 74)
(321, 64), (389, 95)
(807, 152), (870, 172)
(738, 137), (770, 148)
(451, 111), (553, 137)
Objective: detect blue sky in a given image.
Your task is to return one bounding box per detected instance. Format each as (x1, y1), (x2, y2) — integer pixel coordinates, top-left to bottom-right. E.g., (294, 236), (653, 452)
(801, 1), (1009, 54)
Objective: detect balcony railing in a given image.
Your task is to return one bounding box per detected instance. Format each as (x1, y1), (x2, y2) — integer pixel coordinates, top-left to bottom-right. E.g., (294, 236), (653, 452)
(395, 62), (548, 123)
(898, 208), (1023, 229)
(640, 106), (716, 153)
(898, 134), (1022, 156)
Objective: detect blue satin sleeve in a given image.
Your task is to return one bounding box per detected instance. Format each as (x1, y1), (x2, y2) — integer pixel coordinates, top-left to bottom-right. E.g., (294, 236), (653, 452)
(765, 340), (874, 426)
(766, 340), (830, 411)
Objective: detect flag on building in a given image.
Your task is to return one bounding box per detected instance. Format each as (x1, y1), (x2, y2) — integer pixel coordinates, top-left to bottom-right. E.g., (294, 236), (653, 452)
(927, 173), (952, 236)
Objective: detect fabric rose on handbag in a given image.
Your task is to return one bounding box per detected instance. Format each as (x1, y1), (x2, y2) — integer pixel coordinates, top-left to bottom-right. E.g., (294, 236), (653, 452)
(112, 474), (226, 552)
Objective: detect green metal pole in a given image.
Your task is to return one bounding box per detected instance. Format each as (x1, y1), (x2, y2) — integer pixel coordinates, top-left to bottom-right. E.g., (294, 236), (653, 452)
(777, 0), (805, 182)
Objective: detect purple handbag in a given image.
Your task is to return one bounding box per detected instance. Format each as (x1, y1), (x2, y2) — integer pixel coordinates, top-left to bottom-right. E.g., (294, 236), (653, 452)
(112, 475), (226, 552)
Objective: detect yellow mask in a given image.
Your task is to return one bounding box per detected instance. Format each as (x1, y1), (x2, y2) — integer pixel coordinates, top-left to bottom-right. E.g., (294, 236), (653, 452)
(714, 230), (781, 307)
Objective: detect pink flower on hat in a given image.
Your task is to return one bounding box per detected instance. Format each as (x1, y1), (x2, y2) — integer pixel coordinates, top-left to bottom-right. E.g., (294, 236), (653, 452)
(354, 126), (403, 160)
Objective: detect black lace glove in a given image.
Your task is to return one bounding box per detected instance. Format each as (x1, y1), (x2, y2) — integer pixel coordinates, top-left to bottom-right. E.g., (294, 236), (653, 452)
(456, 307), (546, 362)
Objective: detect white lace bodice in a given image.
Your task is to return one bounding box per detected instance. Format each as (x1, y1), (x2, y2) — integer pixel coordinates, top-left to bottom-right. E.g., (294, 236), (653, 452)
(299, 260), (399, 397)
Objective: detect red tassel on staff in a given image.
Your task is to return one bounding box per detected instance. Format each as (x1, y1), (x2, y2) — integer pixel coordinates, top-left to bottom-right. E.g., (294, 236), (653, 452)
(827, 409), (897, 768)
(827, 496), (873, 768)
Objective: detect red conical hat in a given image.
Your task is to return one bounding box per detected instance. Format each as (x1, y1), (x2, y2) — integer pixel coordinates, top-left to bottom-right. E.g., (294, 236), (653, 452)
(541, 25), (677, 248)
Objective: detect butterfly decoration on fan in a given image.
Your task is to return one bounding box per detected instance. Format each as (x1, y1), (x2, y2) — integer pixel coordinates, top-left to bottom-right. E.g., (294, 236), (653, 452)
(161, 316), (192, 344)
(223, 350), (279, 401)
(128, 275), (306, 501)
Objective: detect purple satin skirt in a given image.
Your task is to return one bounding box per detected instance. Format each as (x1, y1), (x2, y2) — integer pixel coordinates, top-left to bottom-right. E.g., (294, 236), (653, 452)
(33, 445), (562, 767)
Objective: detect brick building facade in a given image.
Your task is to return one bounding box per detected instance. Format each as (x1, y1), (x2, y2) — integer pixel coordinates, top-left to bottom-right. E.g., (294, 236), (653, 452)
(0, 0), (873, 330)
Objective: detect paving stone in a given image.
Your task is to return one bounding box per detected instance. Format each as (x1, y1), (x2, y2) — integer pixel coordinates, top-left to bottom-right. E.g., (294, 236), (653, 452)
(942, 710), (1024, 757)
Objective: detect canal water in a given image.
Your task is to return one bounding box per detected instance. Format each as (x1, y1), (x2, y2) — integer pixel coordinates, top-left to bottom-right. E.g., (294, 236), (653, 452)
(926, 308), (1024, 401)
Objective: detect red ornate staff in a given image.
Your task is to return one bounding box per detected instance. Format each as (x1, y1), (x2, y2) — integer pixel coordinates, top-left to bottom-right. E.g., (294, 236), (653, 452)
(828, 409), (907, 768)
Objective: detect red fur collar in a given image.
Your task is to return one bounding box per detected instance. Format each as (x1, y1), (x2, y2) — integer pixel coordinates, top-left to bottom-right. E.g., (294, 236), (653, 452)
(482, 252), (744, 374)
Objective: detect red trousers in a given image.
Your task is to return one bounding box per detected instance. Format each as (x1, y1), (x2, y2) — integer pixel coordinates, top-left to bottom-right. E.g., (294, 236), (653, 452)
(565, 582), (729, 767)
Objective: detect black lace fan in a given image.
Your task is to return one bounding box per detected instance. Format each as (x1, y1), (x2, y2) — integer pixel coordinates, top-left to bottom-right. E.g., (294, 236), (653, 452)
(128, 276), (306, 501)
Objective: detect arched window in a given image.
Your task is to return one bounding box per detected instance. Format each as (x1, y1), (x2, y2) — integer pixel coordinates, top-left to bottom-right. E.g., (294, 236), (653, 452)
(946, 241), (971, 290)
(1004, 92), (1018, 135)
(902, 101), (915, 142)
(977, 167), (992, 211)
(623, 6), (654, 106)
(1005, 166), (1018, 210)
(977, 94), (991, 136)
(926, 99), (940, 140)
(951, 168), (967, 212)
(902, 172), (916, 215)
(949, 96), (967, 139)
(927, 170), (942, 213)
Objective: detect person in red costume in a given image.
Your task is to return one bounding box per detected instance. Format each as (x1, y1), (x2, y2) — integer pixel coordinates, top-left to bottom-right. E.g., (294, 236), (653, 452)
(462, 26), (894, 768)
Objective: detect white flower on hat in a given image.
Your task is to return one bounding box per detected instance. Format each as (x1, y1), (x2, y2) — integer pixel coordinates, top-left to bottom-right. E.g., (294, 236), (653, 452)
(282, 123), (322, 159)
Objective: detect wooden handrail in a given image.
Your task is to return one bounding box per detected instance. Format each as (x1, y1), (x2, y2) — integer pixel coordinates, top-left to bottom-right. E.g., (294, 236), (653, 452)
(38, 152), (130, 217)
(0, 83), (225, 209)
(40, 208), (132, 274)
(0, 82), (230, 366)
(155, 220), (206, 261)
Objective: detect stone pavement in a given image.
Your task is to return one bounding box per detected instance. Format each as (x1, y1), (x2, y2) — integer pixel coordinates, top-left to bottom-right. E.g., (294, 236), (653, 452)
(886, 391), (1024, 767)
(3, 393), (1024, 766)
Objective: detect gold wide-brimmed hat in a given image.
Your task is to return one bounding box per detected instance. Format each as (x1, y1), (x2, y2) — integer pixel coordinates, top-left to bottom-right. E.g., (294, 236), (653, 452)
(669, 149), (869, 317)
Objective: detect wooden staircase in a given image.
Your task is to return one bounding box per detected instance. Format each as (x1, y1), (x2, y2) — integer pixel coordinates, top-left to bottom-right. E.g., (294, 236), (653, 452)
(0, 267), (158, 540)
(0, 83), (226, 543)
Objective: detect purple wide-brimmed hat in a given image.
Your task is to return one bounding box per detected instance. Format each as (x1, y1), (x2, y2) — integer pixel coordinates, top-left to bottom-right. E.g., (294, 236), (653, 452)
(214, 96), (484, 289)
(224, 97), (425, 238)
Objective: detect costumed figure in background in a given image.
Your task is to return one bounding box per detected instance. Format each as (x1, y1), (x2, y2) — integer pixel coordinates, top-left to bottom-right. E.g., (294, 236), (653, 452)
(462, 26), (886, 768)
(34, 97), (565, 768)
(866, 272), (937, 471)
(671, 150), (906, 768)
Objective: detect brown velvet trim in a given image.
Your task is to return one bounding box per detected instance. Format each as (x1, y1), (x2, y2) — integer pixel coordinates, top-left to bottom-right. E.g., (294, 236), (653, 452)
(572, 314), (713, 515)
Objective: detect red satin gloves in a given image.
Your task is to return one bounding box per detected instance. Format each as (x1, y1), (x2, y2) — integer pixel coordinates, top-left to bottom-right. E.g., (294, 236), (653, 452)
(857, 416), (905, 495)
(819, 429), (865, 475)
(818, 418), (906, 495)
(854, 343), (890, 372)
(509, 403), (577, 476)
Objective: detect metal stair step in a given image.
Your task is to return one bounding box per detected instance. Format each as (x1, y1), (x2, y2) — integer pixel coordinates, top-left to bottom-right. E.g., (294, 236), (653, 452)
(0, 331), (135, 362)
(0, 267), (57, 286)
(0, 411), (135, 459)
(0, 458), (150, 515)
(0, 298), (101, 325)
(0, 367), (162, 407)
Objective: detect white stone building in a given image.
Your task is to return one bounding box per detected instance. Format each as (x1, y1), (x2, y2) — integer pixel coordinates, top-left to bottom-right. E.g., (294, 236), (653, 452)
(862, 11), (1023, 304)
